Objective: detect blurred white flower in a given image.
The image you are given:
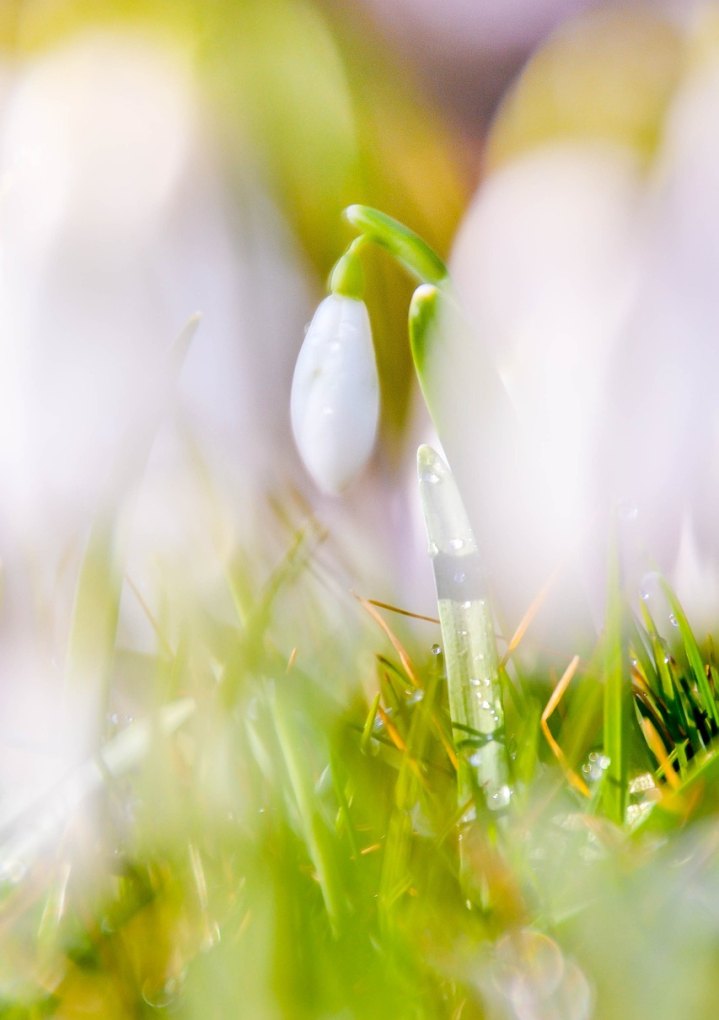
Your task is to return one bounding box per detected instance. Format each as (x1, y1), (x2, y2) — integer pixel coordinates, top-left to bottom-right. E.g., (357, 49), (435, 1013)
(0, 29), (305, 548)
(599, 54), (719, 631)
(291, 293), (379, 495)
(443, 54), (719, 648)
(444, 142), (643, 645)
(0, 29), (307, 807)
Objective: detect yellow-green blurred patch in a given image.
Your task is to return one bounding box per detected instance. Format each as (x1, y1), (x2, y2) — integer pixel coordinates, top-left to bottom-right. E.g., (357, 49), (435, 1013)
(486, 9), (685, 171)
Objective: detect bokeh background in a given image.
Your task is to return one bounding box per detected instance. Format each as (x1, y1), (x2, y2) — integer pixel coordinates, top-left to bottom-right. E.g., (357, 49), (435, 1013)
(0, 0), (703, 595)
(1, 0), (715, 851)
(1, 0), (717, 807)
(4, 1), (719, 1015)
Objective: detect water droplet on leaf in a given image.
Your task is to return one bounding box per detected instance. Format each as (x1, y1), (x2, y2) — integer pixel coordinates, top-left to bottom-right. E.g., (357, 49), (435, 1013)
(489, 785), (512, 810)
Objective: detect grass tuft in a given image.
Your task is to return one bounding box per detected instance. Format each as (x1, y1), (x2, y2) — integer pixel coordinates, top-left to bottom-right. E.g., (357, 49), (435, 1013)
(6, 477), (719, 1017)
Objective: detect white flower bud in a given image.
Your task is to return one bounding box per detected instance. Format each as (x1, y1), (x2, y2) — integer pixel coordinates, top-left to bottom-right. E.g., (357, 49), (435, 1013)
(291, 294), (379, 495)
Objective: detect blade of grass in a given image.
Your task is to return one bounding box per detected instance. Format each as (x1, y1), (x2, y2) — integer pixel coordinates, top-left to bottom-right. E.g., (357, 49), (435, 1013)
(639, 602), (698, 751)
(269, 682), (345, 931)
(355, 594), (421, 689)
(601, 548), (629, 825)
(65, 518), (122, 741)
(541, 656), (590, 798)
(500, 567), (561, 667)
(639, 717), (682, 792)
(661, 580), (719, 730)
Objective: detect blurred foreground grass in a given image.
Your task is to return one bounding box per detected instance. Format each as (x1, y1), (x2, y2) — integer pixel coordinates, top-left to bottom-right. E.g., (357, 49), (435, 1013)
(5, 490), (719, 1019)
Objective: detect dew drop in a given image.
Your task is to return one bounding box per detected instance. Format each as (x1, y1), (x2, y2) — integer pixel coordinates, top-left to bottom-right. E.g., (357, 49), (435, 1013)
(583, 752), (611, 781)
(420, 468), (440, 485)
(629, 772), (655, 794)
(448, 537), (465, 551)
(639, 570), (661, 604)
(489, 785), (512, 811)
(669, 613), (679, 628)
(431, 643), (442, 656)
(141, 972), (188, 1010)
(453, 570), (467, 584)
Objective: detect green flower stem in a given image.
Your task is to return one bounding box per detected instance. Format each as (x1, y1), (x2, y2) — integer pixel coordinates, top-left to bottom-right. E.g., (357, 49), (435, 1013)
(343, 205), (449, 287)
(408, 282), (447, 427)
(417, 445), (510, 816)
(338, 210), (511, 812)
(328, 237), (366, 299)
(408, 283), (520, 495)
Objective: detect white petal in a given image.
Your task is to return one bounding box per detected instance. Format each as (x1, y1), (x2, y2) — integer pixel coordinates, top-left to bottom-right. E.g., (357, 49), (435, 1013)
(290, 294), (379, 495)
(442, 143), (644, 651)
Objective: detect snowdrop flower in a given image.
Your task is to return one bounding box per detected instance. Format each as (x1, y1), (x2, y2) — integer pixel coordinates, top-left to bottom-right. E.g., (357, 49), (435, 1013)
(0, 29), (305, 546)
(442, 49), (719, 648)
(443, 142), (643, 646)
(0, 29), (307, 811)
(291, 292), (379, 495)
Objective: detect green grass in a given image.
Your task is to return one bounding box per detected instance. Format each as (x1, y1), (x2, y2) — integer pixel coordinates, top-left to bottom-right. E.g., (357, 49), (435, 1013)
(5, 469), (719, 1019)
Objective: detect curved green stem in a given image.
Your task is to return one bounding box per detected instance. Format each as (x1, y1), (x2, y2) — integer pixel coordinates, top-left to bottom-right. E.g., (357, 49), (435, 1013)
(408, 282), (447, 424)
(329, 237), (366, 299)
(344, 205), (449, 287)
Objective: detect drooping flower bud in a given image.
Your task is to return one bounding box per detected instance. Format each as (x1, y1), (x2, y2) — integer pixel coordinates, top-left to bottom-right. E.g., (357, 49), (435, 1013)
(290, 294), (379, 495)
